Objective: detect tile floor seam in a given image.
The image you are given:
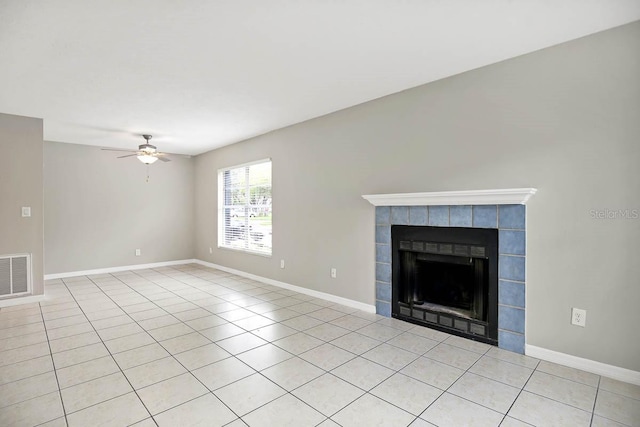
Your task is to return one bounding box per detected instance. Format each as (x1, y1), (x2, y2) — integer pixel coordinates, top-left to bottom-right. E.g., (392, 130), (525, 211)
(240, 392), (330, 426)
(335, 392), (416, 425)
(59, 275), (157, 422)
(201, 287), (372, 422)
(500, 359), (538, 426)
(94, 273), (247, 424)
(467, 359), (533, 389)
(0, 320), (43, 330)
(33, 266), (638, 427)
(130, 268), (246, 305)
(262, 359), (324, 394)
(0, 356), (54, 387)
(37, 301), (68, 426)
(589, 375), (602, 427)
(228, 377), (329, 425)
(207, 296), (401, 417)
(59, 382), (134, 417)
(413, 339), (529, 424)
(196, 356), (253, 393)
(533, 366), (600, 389)
(0, 332), (48, 352)
(0, 390), (64, 424)
(149, 392), (237, 425)
(479, 348), (535, 370)
(595, 385), (640, 401)
(366, 382), (445, 421)
(522, 387), (597, 415)
(308, 373), (365, 418)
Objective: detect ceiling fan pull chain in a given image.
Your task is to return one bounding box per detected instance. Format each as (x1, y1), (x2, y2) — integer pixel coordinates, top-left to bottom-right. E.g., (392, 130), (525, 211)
(146, 164), (150, 183)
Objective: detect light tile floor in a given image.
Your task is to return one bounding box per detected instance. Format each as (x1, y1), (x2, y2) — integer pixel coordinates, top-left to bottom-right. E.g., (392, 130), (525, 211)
(1, 264), (639, 426)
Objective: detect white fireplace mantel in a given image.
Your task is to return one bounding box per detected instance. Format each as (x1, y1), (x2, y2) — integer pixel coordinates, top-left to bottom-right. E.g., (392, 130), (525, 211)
(362, 188), (537, 207)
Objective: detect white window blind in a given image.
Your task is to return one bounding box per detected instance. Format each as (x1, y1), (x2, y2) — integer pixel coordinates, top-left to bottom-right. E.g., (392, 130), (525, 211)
(218, 159), (272, 255)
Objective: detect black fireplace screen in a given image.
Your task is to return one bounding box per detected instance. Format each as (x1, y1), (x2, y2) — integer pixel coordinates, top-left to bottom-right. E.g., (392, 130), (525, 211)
(392, 225), (498, 345)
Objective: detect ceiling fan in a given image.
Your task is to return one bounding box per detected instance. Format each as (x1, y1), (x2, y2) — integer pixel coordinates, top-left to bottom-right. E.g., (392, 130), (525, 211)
(102, 134), (170, 164)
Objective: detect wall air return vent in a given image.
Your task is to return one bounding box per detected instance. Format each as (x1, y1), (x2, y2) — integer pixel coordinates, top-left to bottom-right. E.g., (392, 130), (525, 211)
(0, 254), (31, 298)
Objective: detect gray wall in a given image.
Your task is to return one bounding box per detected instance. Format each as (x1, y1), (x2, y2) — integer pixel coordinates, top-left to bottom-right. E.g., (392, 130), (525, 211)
(44, 141), (195, 274)
(195, 22), (640, 371)
(0, 113), (44, 295)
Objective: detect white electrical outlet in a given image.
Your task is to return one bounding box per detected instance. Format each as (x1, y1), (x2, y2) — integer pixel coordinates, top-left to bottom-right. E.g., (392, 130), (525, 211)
(571, 308), (586, 327)
(280, 259), (285, 269)
(209, 247), (213, 254)
(135, 249), (141, 256)
(330, 268), (337, 278)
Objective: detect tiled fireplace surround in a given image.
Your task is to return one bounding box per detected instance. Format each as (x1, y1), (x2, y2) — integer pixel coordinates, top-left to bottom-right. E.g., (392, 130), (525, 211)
(372, 202), (528, 355)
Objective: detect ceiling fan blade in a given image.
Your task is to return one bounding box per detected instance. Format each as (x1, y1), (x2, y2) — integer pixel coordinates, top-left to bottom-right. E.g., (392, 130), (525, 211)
(102, 148), (137, 153)
(103, 136), (176, 163)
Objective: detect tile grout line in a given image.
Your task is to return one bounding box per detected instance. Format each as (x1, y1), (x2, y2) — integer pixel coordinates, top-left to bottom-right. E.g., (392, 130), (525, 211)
(12, 265), (634, 426)
(55, 277), (358, 427)
(3, 303), (66, 424)
(24, 304), (68, 426)
(107, 266), (628, 426)
(92, 270), (249, 424)
(8, 271), (483, 424)
(136, 265), (399, 425)
(167, 266), (359, 424)
(520, 369), (602, 416)
(58, 275), (160, 425)
(153, 265), (522, 425)
(87, 272), (255, 421)
(123, 266), (310, 423)
(500, 356), (540, 426)
(414, 339), (498, 424)
(589, 375), (601, 427)
(146, 266), (333, 425)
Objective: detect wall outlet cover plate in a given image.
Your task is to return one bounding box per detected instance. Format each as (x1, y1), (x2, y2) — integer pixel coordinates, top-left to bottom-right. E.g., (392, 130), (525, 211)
(571, 308), (586, 327)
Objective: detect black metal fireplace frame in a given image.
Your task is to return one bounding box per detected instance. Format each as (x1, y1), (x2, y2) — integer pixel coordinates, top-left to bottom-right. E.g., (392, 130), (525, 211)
(391, 225), (498, 345)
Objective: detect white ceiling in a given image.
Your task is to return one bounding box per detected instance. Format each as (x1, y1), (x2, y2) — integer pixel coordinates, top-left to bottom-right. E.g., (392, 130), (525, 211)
(1, 1), (639, 155)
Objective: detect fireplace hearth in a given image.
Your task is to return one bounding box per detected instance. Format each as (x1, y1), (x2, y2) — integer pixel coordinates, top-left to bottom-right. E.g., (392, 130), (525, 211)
(392, 225), (498, 345)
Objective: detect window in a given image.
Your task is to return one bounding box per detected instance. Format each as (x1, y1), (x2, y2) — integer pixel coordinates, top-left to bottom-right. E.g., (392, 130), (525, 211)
(218, 159), (272, 255)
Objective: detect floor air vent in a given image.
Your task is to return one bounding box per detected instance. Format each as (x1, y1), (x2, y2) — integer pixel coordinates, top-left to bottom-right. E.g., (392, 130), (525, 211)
(0, 254), (31, 297)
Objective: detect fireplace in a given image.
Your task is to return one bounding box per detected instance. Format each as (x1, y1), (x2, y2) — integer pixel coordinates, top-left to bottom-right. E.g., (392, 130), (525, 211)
(392, 225), (498, 345)
(365, 189), (535, 354)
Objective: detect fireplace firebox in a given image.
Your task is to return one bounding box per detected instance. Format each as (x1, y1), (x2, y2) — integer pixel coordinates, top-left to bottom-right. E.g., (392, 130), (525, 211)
(392, 225), (498, 345)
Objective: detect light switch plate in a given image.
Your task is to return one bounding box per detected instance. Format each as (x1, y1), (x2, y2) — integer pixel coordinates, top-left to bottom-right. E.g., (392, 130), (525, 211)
(21, 207), (31, 217)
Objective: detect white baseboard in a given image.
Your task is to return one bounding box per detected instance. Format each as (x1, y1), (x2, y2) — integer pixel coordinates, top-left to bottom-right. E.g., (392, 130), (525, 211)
(0, 295), (46, 308)
(194, 259), (376, 314)
(43, 259), (198, 280)
(526, 344), (640, 386)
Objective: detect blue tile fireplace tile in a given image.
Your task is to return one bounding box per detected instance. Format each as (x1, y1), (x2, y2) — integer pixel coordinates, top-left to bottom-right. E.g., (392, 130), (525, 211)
(374, 203), (528, 354)
(409, 206), (428, 226)
(428, 206), (450, 226)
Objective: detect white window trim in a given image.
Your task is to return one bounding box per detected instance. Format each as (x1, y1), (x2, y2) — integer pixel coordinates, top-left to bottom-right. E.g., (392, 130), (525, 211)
(217, 158), (272, 257)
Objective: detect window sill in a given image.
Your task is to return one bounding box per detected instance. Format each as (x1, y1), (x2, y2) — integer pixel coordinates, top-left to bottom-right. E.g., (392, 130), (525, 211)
(217, 245), (272, 258)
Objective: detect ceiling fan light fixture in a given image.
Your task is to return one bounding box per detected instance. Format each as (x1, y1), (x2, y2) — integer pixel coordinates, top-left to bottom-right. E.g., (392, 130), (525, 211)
(137, 154), (158, 164)
(104, 134), (169, 166)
